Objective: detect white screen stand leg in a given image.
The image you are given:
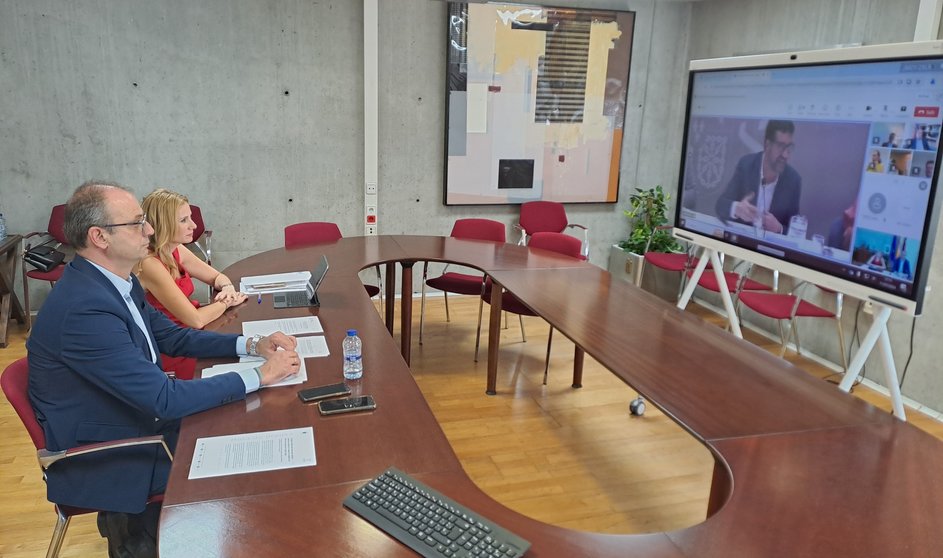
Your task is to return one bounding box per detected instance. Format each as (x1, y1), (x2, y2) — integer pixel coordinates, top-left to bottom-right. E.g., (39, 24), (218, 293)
(676, 247), (743, 339)
(837, 304), (906, 421)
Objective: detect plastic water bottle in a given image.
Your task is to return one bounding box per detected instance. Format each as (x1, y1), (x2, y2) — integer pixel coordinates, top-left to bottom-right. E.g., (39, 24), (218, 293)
(0, 213), (6, 242)
(343, 329), (363, 380)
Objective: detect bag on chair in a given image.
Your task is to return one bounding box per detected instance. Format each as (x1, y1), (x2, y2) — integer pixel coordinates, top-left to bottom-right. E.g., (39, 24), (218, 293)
(24, 245), (65, 272)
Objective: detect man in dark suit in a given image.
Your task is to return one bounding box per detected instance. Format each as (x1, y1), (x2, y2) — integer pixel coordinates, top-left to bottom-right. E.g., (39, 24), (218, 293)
(27, 181), (301, 557)
(715, 120), (802, 235)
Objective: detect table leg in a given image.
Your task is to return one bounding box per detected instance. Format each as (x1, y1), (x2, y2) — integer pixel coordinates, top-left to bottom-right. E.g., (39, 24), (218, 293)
(0, 292), (9, 348)
(384, 262), (395, 333)
(0, 242), (25, 348)
(400, 262), (414, 365)
(572, 346), (584, 388)
(486, 280), (503, 395)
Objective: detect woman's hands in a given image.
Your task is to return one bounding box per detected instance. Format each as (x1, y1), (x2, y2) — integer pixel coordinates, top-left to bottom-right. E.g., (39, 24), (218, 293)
(214, 289), (248, 308)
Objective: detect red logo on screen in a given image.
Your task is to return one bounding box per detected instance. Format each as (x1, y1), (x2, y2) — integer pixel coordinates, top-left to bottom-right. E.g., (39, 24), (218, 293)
(914, 106), (939, 117)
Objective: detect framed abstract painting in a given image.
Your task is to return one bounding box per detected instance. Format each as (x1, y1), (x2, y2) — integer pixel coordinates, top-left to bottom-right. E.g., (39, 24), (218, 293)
(444, 3), (635, 205)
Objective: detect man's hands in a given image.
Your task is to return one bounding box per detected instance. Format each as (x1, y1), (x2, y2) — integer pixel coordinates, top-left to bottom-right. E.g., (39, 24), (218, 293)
(734, 192), (784, 233)
(733, 192), (759, 222)
(255, 332), (301, 386)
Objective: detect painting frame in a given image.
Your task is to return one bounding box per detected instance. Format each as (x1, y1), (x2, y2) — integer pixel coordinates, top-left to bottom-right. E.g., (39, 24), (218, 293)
(443, 2), (636, 205)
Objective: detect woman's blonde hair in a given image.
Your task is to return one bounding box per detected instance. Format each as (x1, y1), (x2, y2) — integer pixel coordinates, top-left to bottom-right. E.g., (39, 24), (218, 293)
(141, 188), (189, 277)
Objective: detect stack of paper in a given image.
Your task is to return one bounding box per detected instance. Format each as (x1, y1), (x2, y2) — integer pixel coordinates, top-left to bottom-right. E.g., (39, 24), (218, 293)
(240, 271), (311, 294)
(188, 427), (316, 480)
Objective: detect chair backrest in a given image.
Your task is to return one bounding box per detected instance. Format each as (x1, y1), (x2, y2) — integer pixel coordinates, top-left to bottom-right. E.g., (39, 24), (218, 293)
(528, 232), (583, 259)
(1, 358), (45, 450)
(189, 204), (206, 243)
(518, 201), (568, 235)
(450, 218), (506, 242)
(284, 222), (344, 248)
(48, 204), (69, 246)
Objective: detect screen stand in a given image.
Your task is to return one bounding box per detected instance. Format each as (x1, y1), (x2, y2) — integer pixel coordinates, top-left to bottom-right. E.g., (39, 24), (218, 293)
(676, 247), (743, 339)
(837, 304), (906, 421)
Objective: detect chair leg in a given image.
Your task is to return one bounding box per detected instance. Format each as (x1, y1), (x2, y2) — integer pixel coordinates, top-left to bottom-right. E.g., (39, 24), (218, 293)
(792, 318), (802, 354)
(419, 264), (428, 346)
(835, 317), (848, 371)
(543, 326), (554, 385)
(474, 296), (484, 363)
(675, 272), (688, 302)
(518, 315), (526, 343)
(778, 320), (789, 357)
(46, 508), (71, 558)
(443, 292), (451, 322)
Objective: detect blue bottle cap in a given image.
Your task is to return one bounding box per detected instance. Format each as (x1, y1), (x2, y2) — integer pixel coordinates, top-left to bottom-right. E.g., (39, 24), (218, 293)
(347, 329), (357, 336)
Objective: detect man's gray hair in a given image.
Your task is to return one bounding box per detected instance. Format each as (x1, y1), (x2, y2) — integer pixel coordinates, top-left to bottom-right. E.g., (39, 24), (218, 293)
(64, 181), (133, 249)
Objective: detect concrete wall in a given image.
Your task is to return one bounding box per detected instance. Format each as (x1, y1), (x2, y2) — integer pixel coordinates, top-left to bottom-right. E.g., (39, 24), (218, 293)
(5, 0), (939, 410)
(685, 0), (943, 413)
(1, 0), (690, 301)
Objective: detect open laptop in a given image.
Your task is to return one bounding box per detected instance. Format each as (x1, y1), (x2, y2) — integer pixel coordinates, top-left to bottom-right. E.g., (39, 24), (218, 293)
(273, 255), (329, 308)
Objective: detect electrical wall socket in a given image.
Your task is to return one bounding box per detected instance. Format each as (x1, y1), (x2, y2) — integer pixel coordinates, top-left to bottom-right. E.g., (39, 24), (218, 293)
(366, 182), (377, 195)
(365, 225), (377, 236)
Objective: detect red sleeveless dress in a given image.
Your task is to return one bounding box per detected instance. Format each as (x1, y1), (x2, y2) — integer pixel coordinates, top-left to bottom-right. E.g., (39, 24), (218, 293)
(145, 248), (200, 380)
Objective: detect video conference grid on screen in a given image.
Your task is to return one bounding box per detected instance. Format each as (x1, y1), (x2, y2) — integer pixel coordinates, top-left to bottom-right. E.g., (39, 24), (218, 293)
(677, 57), (943, 301)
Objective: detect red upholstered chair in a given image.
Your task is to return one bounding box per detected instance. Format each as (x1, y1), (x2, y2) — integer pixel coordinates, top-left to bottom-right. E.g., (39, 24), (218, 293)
(187, 204), (212, 265)
(515, 201), (589, 260)
(283, 222), (382, 309)
(419, 218), (506, 345)
(186, 204), (214, 298)
(685, 260), (775, 330)
(1, 358), (170, 558)
(635, 226), (711, 301)
(22, 204), (69, 329)
(737, 282), (847, 369)
(475, 232), (583, 384)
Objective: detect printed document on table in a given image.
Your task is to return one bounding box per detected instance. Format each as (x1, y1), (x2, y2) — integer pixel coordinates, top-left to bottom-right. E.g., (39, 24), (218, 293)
(200, 359), (307, 388)
(188, 426), (316, 480)
(240, 335), (329, 361)
(240, 271), (311, 294)
(242, 316), (323, 337)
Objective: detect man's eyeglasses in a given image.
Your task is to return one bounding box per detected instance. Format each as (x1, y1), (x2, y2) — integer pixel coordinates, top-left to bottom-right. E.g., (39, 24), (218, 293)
(97, 214), (149, 232)
(770, 140), (795, 153)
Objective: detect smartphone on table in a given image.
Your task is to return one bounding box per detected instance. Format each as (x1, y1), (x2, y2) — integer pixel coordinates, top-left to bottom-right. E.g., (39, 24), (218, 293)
(297, 382), (351, 403)
(318, 395), (377, 415)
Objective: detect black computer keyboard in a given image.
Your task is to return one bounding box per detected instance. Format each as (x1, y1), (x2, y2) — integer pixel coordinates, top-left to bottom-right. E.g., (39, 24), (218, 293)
(344, 467), (531, 558)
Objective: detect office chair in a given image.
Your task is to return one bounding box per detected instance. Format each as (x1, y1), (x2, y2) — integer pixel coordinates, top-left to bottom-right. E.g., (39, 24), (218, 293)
(1, 358), (171, 558)
(22, 204), (69, 329)
(514, 201), (589, 259)
(737, 282), (847, 370)
(419, 218), (506, 345)
(186, 204), (214, 299)
(635, 226), (711, 301)
(283, 222), (383, 310)
(475, 232), (583, 384)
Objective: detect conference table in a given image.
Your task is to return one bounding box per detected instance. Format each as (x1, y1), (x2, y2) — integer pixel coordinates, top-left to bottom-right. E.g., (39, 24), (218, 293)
(159, 235), (943, 557)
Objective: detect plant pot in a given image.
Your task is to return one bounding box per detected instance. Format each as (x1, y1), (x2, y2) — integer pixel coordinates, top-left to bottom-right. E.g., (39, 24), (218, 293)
(608, 245), (682, 303)
(608, 245), (644, 285)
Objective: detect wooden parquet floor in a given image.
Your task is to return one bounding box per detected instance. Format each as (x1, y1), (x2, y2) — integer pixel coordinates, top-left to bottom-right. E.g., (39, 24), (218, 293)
(1, 294), (940, 557)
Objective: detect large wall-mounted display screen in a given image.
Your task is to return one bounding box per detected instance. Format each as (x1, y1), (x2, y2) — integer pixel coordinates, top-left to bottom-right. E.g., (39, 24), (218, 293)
(676, 42), (943, 315)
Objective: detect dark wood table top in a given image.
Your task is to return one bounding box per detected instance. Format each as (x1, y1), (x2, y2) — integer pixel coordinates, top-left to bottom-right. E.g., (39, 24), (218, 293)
(159, 236), (943, 557)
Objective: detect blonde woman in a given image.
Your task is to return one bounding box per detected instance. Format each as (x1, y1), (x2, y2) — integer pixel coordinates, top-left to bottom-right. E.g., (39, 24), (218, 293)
(137, 188), (247, 379)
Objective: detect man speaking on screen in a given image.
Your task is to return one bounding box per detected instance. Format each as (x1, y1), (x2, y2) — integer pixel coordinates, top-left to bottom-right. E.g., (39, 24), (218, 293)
(715, 120), (802, 235)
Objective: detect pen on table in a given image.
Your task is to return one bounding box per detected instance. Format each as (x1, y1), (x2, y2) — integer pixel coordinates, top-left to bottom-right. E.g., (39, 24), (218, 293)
(257, 294), (262, 304)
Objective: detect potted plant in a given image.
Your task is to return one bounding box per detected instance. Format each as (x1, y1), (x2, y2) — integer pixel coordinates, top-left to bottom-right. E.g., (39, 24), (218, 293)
(609, 185), (682, 289)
